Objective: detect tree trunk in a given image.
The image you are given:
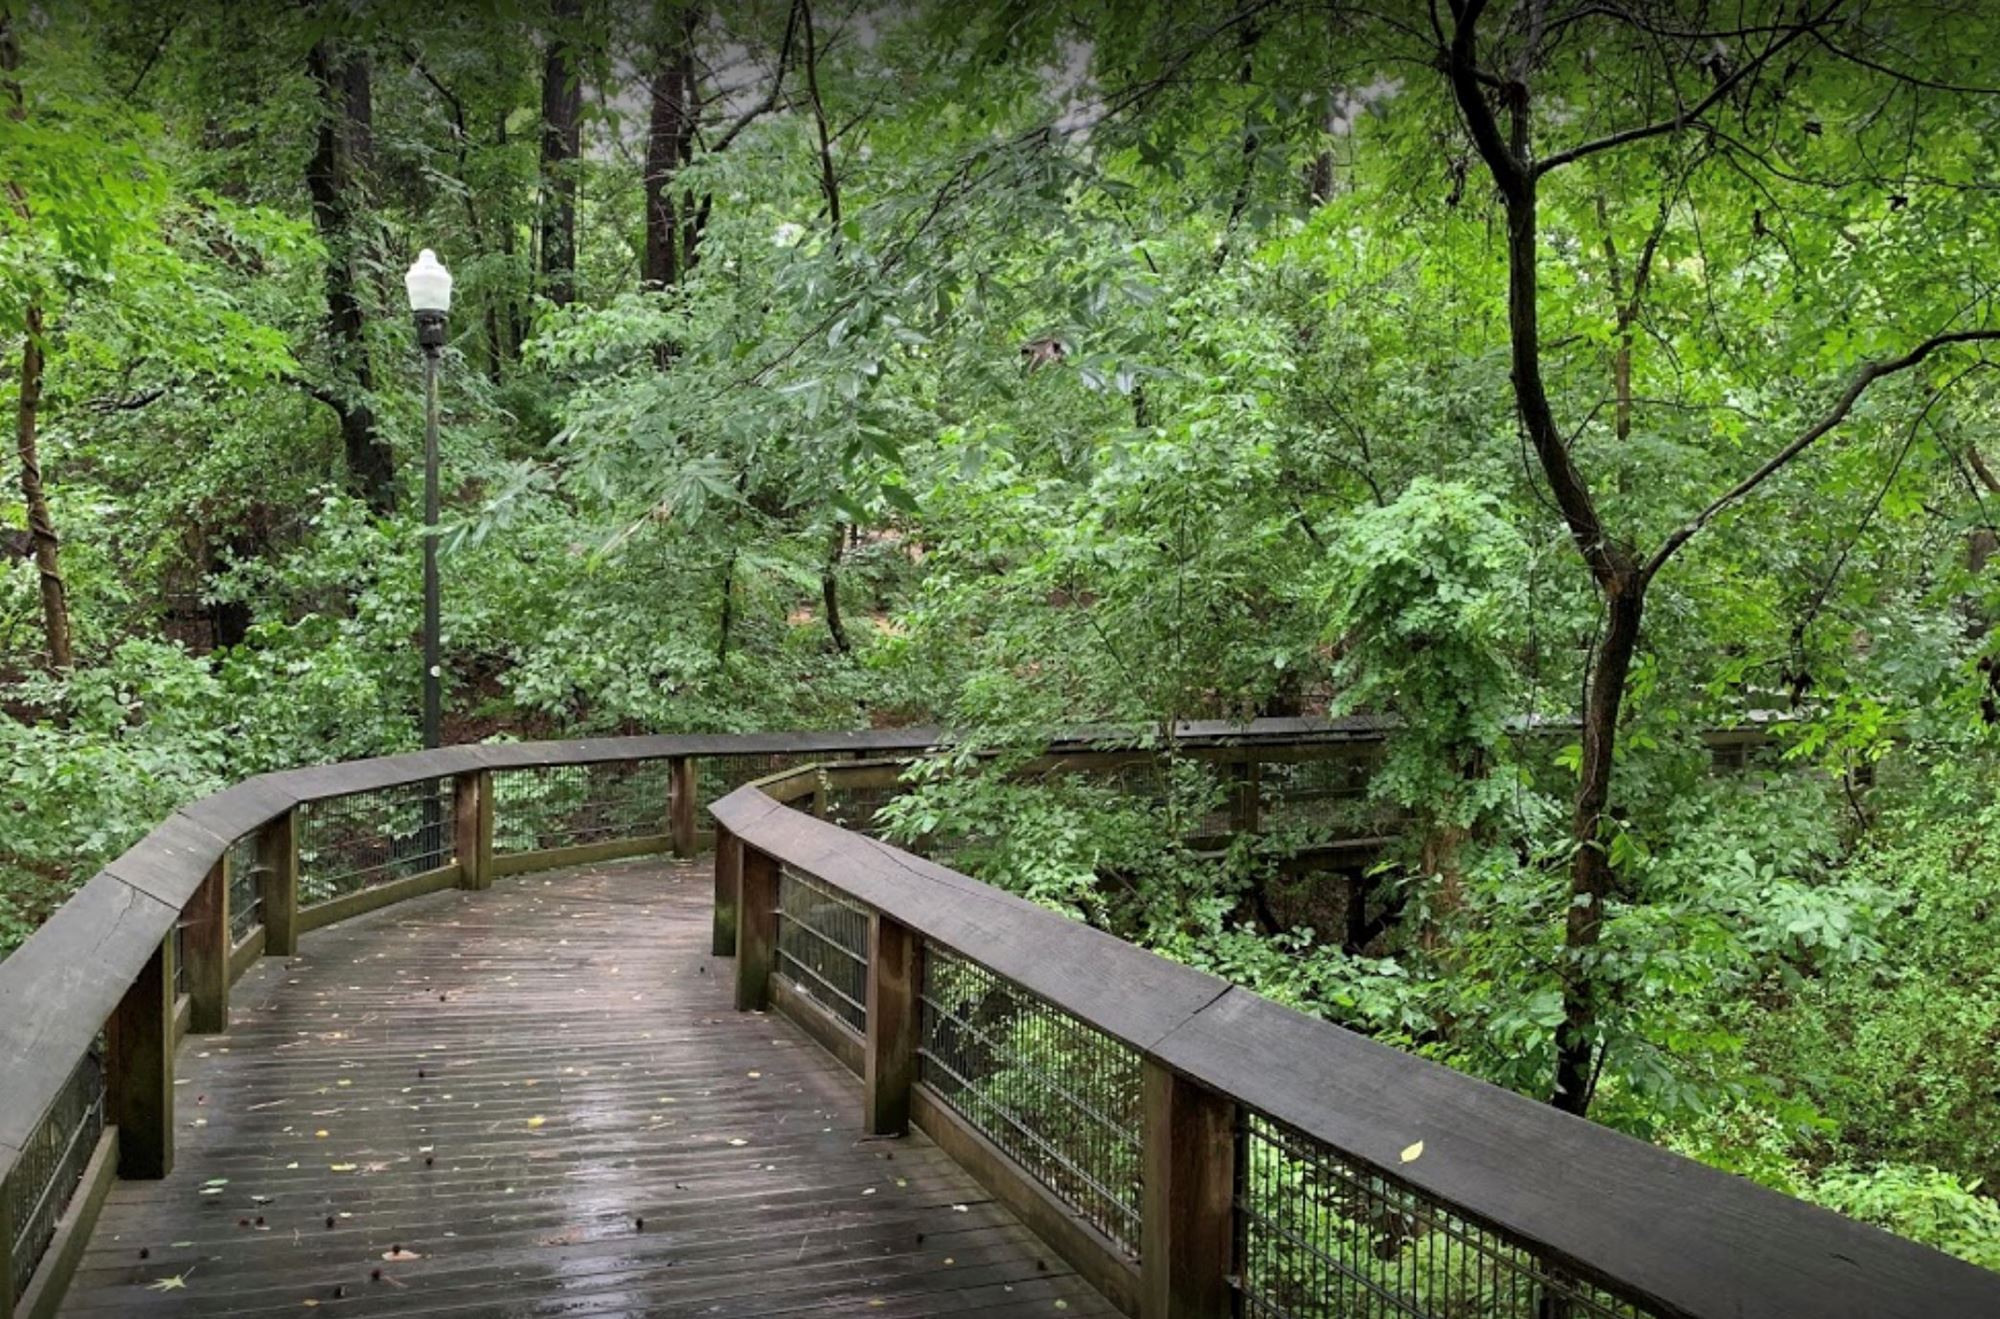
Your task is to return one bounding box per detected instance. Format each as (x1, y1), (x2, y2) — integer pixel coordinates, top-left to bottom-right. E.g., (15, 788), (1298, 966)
(821, 523), (851, 654)
(15, 304), (72, 671)
(497, 110), (526, 359)
(306, 39), (395, 515)
(716, 549), (737, 664)
(539, 0), (583, 306)
(1445, 12), (1646, 1118)
(643, 2), (701, 291)
(3, 21), (74, 671)
(1552, 574), (1644, 1114)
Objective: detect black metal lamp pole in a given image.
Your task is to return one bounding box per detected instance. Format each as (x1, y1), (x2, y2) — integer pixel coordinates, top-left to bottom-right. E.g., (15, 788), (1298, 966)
(406, 249), (452, 869)
(417, 309), (444, 756)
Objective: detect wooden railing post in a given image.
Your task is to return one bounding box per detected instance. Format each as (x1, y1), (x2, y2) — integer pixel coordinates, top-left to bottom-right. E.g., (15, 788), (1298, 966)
(712, 825), (742, 956)
(864, 914), (919, 1136)
(185, 854), (229, 1033)
(454, 769), (493, 890)
(669, 755), (698, 858)
(257, 807), (299, 957)
(733, 844), (779, 1011)
(1140, 1060), (1236, 1319)
(108, 936), (174, 1179)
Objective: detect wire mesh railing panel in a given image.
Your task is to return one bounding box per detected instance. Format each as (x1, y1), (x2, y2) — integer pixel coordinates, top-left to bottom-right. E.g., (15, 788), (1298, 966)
(919, 945), (1143, 1255)
(698, 751), (822, 802)
(1255, 755), (1378, 833)
(228, 832), (263, 944)
(1235, 1110), (1655, 1319)
(297, 781), (456, 907)
(821, 776), (907, 838)
(4, 1048), (105, 1305)
(491, 759), (669, 856)
(774, 866), (870, 1033)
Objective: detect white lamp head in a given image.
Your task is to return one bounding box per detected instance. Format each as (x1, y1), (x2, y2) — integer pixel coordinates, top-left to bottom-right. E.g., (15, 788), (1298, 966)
(405, 249), (453, 315)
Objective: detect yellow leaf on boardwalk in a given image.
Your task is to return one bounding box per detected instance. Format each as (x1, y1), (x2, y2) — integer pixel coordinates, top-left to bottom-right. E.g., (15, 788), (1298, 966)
(1400, 1141), (1424, 1163)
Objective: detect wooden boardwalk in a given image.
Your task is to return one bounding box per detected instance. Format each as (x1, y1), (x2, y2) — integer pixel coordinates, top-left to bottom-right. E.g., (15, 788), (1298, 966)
(59, 858), (1116, 1318)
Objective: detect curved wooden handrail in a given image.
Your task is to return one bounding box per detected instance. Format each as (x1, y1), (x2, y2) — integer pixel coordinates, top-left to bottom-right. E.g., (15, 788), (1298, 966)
(0, 728), (956, 1186)
(714, 769), (2000, 1319)
(0, 713), (1930, 1319)
(0, 716), (1397, 1196)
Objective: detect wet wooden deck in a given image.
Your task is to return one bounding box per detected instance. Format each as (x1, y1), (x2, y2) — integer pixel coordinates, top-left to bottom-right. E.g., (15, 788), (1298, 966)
(60, 857), (1116, 1317)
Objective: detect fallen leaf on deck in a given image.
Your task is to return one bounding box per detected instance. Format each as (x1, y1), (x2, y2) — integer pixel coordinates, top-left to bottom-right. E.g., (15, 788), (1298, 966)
(1400, 1140), (1424, 1164)
(329, 1163), (357, 1172)
(526, 1115), (546, 1129)
(382, 1248), (422, 1261)
(146, 1274), (190, 1292)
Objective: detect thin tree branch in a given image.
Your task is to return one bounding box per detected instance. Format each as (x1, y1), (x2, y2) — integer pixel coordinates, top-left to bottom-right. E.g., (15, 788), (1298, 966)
(707, 0), (801, 155)
(1644, 329), (2000, 580)
(1533, 5), (1837, 178)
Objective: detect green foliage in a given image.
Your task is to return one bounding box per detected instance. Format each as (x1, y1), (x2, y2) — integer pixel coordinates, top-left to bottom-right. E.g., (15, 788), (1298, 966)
(1321, 478), (1522, 826)
(6, 0), (2000, 1271)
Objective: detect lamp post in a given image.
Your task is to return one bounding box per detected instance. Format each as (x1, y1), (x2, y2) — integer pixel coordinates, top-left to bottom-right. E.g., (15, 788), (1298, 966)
(405, 249), (452, 865)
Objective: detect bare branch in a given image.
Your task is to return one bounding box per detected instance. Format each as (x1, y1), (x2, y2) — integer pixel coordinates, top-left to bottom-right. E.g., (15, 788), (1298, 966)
(1534, 4), (1837, 178)
(1809, 28), (2000, 97)
(1644, 329), (2000, 580)
(707, 0), (801, 156)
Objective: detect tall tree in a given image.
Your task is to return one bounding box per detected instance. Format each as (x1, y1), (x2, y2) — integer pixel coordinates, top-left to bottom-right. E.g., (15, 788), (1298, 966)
(1435, 0), (2000, 1115)
(539, 0), (582, 306)
(2, 14), (72, 670)
(641, 1), (700, 291)
(305, 35), (395, 515)
(642, 0), (798, 294)
(799, 0), (851, 655)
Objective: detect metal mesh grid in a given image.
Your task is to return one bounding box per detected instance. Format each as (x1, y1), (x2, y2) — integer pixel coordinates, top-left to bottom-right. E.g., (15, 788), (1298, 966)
(1255, 754), (1376, 832)
(1101, 758), (1169, 807)
(1235, 1109), (1653, 1319)
(699, 751), (802, 800)
(821, 776), (906, 838)
(919, 945), (1143, 1255)
(699, 751), (860, 802)
(227, 832), (263, 944)
(1191, 761), (1248, 838)
(491, 759), (668, 856)
(4, 1048), (105, 1304)
(774, 866), (870, 1033)
(297, 781), (455, 907)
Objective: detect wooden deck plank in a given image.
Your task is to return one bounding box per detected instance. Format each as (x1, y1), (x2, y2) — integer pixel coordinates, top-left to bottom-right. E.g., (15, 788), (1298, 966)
(60, 858), (1110, 1318)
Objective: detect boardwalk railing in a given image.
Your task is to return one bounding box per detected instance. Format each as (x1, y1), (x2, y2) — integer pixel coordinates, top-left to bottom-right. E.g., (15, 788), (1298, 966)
(0, 719), (1386, 1317)
(712, 755), (2000, 1319)
(0, 721), (1992, 1319)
